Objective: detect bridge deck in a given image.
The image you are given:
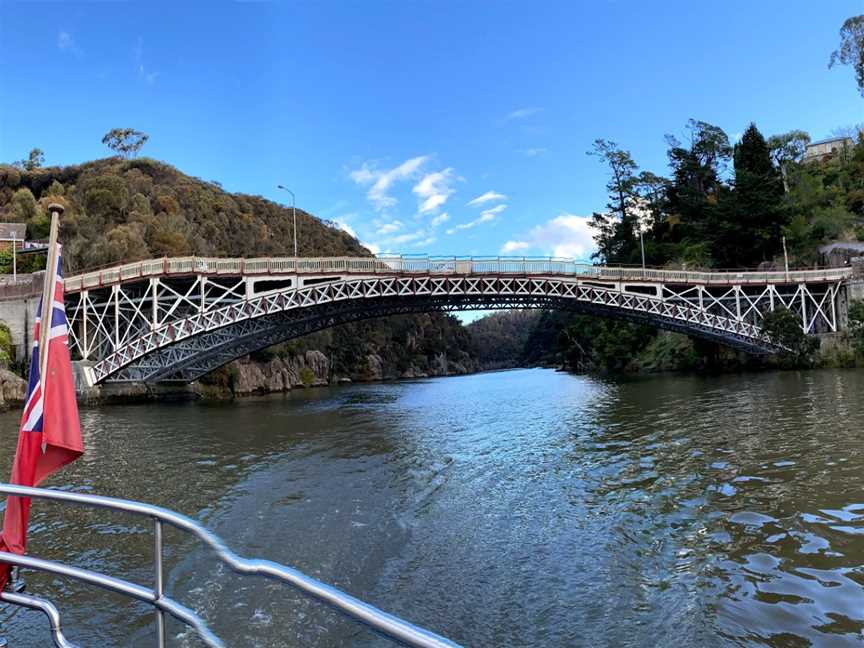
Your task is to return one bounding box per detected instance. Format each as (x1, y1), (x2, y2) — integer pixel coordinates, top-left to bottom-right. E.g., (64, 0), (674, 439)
(61, 256), (854, 293)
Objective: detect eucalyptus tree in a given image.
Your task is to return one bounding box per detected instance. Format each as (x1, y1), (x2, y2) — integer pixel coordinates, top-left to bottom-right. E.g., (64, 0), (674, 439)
(829, 15), (864, 96)
(102, 128), (149, 159)
(587, 138), (642, 265)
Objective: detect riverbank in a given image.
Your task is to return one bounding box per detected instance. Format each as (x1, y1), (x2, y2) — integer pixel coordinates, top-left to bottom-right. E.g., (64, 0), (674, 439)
(65, 346), (485, 407)
(0, 329), (859, 411)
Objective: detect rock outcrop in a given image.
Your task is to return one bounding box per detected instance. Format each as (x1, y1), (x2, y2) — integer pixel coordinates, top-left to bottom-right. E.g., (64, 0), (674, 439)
(231, 350), (331, 395)
(202, 345), (479, 398)
(0, 368), (26, 409)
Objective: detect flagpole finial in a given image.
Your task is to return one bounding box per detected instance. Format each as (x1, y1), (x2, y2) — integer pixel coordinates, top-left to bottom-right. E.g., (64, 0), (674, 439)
(48, 203), (64, 218)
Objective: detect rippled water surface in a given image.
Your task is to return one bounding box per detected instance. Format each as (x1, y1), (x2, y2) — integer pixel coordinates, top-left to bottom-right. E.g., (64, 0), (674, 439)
(1, 368), (863, 647)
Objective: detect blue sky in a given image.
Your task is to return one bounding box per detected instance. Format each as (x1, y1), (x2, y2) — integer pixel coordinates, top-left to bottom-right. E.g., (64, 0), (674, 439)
(1, 1), (862, 262)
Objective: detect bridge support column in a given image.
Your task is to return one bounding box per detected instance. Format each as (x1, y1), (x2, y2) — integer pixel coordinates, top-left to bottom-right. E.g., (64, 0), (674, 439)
(81, 290), (89, 360)
(113, 286), (120, 350)
(150, 278), (158, 329)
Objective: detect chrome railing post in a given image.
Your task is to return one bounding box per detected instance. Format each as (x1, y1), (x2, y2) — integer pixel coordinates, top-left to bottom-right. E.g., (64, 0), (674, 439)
(154, 518), (166, 648)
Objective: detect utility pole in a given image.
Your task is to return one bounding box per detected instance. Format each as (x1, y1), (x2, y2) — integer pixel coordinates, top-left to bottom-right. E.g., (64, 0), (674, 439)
(640, 230), (646, 275)
(276, 185), (298, 258)
(782, 235), (790, 281)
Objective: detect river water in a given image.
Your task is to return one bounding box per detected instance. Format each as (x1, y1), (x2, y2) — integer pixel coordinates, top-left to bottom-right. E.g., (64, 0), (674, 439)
(0, 368), (863, 647)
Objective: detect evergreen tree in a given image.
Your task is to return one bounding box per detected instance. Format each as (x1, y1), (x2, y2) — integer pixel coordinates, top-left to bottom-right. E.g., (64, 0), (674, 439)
(722, 123), (787, 267)
(662, 120), (732, 267)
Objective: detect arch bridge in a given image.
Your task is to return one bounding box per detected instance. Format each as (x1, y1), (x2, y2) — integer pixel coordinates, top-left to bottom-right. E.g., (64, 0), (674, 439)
(60, 256), (851, 384)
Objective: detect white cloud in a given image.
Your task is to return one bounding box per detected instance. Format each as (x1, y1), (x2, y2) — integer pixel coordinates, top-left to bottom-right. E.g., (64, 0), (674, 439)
(446, 205), (505, 234)
(504, 107), (542, 121)
(335, 220), (357, 238)
(366, 227), (437, 254)
(376, 220), (403, 235)
(522, 148), (547, 157)
(387, 230), (427, 245)
(499, 213), (595, 258)
(413, 168), (457, 214)
(430, 212), (450, 227)
(57, 31), (83, 58)
(479, 204), (506, 221)
(467, 191), (507, 207)
(58, 31), (74, 50)
(135, 37), (158, 85)
(363, 241), (381, 255)
(501, 241), (531, 253)
(350, 155), (430, 211)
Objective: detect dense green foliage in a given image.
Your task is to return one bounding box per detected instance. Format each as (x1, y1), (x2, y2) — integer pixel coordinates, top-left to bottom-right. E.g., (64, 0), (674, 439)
(761, 308), (820, 366)
(562, 118), (864, 372)
(849, 300), (864, 355)
(0, 323), (13, 368)
(588, 120), (863, 272)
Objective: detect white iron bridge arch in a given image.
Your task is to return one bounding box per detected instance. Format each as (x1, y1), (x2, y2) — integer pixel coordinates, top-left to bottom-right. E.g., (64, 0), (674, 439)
(61, 256), (851, 384)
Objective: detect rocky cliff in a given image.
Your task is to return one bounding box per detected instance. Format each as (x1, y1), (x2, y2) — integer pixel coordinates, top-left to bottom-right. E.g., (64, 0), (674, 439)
(212, 342), (478, 397)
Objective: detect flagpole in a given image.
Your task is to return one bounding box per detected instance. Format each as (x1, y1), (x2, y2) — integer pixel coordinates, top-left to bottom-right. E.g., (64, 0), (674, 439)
(38, 204), (63, 390)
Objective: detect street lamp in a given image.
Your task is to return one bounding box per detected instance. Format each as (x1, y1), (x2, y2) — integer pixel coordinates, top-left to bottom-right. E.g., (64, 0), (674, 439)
(276, 185), (298, 258)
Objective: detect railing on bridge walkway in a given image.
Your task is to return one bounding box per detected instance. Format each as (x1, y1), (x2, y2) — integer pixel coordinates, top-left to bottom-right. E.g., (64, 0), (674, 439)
(61, 255), (854, 293)
(0, 484), (460, 648)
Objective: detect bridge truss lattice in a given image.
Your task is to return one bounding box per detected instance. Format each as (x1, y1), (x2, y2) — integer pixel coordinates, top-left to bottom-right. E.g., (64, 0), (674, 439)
(60, 257), (848, 384)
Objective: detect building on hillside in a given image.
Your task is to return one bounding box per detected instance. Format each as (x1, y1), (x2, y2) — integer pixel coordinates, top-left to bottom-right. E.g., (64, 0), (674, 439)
(803, 136), (854, 163)
(819, 241), (864, 268)
(0, 223), (27, 279)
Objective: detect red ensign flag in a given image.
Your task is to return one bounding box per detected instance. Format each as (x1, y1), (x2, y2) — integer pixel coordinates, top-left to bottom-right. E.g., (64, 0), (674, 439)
(0, 248), (83, 591)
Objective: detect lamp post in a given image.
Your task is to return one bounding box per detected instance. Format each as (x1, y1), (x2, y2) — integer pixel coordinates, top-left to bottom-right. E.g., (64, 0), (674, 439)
(276, 185), (298, 258)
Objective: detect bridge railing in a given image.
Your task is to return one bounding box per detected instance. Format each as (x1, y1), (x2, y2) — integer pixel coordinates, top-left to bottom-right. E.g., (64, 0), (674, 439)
(60, 255), (853, 293)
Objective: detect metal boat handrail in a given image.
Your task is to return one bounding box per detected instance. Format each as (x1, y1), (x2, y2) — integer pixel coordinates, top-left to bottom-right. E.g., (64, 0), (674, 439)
(0, 484), (460, 648)
(0, 590), (76, 648)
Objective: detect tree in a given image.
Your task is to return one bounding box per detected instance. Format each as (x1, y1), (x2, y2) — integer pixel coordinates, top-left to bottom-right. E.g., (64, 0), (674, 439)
(102, 128), (149, 159)
(721, 123), (788, 267)
(829, 15), (864, 96)
(761, 307), (819, 366)
(767, 130), (811, 191)
(587, 139), (642, 264)
(21, 148), (44, 171)
(662, 120), (733, 267)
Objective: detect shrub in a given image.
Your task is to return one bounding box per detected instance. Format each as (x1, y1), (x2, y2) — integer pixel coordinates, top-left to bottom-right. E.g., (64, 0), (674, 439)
(10, 188), (38, 221)
(762, 307), (820, 366)
(1, 166), (21, 188)
(849, 300), (864, 355)
(299, 367), (315, 387)
(0, 322), (14, 368)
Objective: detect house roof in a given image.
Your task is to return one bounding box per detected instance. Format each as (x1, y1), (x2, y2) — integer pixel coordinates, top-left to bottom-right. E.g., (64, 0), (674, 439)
(807, 136), (854, 147)
(819, 241), (864, 254)
(0, 223), (26, 240)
